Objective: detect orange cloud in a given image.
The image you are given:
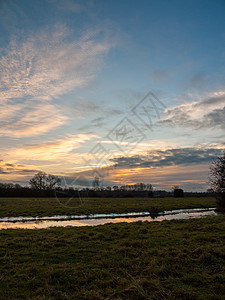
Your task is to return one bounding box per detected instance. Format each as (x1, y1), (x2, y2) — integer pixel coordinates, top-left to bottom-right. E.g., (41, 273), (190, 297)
(0, 102), (68, 137)
(7, 134), (98, 161)
(0, 160), (40, 181)
(104, 164), (209, 190)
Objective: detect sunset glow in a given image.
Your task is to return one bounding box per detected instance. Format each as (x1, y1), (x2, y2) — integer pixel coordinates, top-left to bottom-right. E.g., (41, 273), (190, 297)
(0, 0), (224, 191)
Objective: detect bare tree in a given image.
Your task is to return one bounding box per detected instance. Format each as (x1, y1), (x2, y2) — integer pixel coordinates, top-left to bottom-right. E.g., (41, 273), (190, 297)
(209, 151), (225, 211)
(46, 174), (61, 189)
(92, 176), (100, 190)
(29, 172), (61, 190)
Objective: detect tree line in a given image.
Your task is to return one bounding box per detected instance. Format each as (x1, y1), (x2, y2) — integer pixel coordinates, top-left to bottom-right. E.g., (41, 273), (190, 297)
(0, 151), (224, 206)
(0, 172), (186, 198)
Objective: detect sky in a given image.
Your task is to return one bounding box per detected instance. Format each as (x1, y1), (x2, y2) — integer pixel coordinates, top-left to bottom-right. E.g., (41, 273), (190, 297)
(0, 0), (225, 191)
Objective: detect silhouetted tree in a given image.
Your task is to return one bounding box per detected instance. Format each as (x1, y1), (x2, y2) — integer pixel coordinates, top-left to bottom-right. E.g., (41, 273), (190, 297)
(14, 184), (22, 189)
(29, 172), (61, 190)
(92, 176), (100, 190)
(209, 151), (225, 211)
(173, 187), (184, 197)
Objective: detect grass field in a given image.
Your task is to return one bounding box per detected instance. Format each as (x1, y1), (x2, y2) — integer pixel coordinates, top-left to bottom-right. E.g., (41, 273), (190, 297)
(0, 197), (216, 218)
(0, 216), (225, 299)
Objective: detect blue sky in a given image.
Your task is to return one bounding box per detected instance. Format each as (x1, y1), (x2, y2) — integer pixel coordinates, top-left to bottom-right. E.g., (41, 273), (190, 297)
(0, 0), (224, 191)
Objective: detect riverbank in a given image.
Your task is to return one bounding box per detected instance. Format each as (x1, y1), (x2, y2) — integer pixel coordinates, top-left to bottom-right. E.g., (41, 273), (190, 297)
(1, 216), (225, 299)
(0, 197), (216, 217)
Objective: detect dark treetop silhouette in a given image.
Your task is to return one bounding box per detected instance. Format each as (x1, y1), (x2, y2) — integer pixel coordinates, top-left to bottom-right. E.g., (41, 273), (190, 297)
(209, 151), (225, 211)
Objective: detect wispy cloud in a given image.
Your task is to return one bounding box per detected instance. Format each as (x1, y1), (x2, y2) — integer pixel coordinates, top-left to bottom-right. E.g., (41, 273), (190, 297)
(7, 134), (98, 161)
(0, 160), (40, 183)
(161, 92), (225, 130)
(0, 24), (112, 102)
(0, 102), (68, 137)
(0, 24), (114, 137)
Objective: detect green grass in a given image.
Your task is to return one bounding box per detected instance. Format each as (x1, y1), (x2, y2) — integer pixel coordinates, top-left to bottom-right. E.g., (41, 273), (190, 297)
(0, 216), (225, 299)
(0, 197), (216, 217)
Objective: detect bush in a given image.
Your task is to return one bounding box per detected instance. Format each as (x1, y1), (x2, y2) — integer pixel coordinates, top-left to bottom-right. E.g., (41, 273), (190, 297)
(174, 188), (184, 198)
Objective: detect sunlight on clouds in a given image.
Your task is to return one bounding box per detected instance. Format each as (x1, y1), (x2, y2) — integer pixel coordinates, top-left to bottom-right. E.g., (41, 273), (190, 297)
(106, 164), (210, 190)
(102, 139), (181, 153)
(0, 102), (68, 137)
(161, 91), (225, 130)
(0, 24), (114, 137)
(0, 159), (40, 182)
(0, 24), (112, 101)
(7, 134), (98, 161)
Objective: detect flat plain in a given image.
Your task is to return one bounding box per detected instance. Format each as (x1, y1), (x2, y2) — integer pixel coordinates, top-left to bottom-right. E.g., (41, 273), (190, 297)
(0, 216), (225, 299)
(1, 197), (224, 299)
(0, 197), (216, 218)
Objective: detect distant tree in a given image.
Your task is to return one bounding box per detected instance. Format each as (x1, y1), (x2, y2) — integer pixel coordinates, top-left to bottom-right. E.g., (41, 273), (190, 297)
(46, 174), (61, 190)
(146, 184), (153, 191)
(14, 184), (22, 189)
(209, 151), (225, 211)
(29, 172), (61, 190)
(5, 183), (14, 189)
(92, 176), (100, 190)
(173, 187), (184, 198)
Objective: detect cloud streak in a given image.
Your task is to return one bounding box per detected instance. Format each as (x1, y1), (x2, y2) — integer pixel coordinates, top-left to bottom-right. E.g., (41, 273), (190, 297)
(0, 25), (112, 102)
(0, 102), (68, 137)
(0, 24), (113, 137)
(0, 160), (39, 177)
(7, 134), (98, 161)
(109, 147), (224, 168)
(161, 92), (225, 130)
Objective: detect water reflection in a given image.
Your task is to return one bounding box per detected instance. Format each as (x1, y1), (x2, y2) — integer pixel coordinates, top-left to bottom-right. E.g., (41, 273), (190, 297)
(0, 210), (218, 230)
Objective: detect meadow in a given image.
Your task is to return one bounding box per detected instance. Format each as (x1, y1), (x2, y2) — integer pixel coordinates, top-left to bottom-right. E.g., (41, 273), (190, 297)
(0, 216), (225, 299)
(0, 196), (223, 299)
(0, 197), (216, 218)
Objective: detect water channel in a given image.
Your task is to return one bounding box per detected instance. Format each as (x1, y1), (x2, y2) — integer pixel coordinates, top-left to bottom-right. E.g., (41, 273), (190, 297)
(0, 208), (220, 230)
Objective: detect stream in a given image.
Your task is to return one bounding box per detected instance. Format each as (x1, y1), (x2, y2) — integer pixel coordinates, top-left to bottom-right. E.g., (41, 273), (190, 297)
(0, 208), (220, 230)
